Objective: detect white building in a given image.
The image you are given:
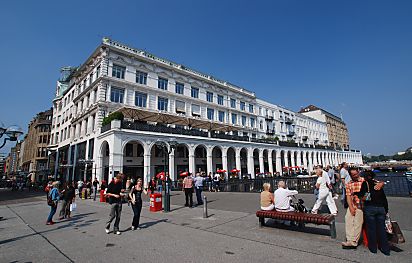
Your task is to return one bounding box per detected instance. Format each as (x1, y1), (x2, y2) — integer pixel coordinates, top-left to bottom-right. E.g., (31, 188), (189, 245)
(49, 38), (362, 185)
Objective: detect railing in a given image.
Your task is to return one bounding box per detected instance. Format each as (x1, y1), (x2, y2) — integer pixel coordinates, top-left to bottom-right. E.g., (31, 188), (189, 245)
(121, 120), (209, 137)
(170, 177), (317, 194)
(279, 141), (299, 147)
(169, 175), (412, 197)
(101, 123), (111, 133)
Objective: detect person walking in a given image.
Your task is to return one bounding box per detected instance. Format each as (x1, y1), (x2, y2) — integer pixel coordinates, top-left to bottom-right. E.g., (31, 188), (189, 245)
(129, 178), (147, 230)
(356, 171), (390, 255)
(183, 174), (194, 208)
(105, 174), (124, 235)
(148, 177), (156, 194)
(77, 179), (84, 198)
(311, 166), (337, 215)
(92, 178), (99, 201)
(340, 162), (350, 205)
(194, 173), (205, 206)
(213, 173), (220, 192)
(59, 182), (75, 219)
(46, 181), (60, 225)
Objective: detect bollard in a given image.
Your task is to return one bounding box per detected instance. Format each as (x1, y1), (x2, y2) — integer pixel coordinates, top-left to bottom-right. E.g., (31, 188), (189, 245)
(203, 195), (208, 218)
(164, 182), (170, 212)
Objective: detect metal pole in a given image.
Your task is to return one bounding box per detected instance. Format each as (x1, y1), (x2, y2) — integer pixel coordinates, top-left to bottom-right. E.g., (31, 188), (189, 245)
(203, 195), (208, 218)
(164, 181), (170, 212)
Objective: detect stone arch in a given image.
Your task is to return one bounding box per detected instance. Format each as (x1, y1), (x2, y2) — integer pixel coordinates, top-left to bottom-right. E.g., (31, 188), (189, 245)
(100, 140), (110, 183)
(122, 140), (145, 181)
(194, 144), (207, 173)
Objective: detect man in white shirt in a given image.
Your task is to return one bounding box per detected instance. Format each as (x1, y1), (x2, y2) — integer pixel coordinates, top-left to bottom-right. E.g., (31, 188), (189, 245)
(274, 181), (298, 212)
(312, 167), (337, 215)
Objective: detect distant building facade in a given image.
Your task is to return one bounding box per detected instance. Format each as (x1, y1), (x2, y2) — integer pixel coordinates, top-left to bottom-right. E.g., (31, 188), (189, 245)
(299, 105), (350, 150)
(5, 142), (22, 177)
(21, 109), (53, 182)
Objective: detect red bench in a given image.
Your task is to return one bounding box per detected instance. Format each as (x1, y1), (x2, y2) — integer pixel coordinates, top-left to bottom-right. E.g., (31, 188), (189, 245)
(256, 210), (336, 239)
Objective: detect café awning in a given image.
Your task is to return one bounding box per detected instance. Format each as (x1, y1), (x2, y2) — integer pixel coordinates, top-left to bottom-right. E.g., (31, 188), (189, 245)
(113, 106), (241, 133)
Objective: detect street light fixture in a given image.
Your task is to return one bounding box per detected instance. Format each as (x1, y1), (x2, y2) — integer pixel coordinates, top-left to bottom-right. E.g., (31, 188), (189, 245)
(0, 124), (24, 149)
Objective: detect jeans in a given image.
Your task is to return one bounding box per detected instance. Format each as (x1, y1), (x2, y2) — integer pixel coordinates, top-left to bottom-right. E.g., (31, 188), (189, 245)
(195, 187), (203, 205)
(93, 187), (98, 201)
(184, 188), (193, 207)
(106, 203), (122, 231)
(157, 185), (162, 193)
(47, 205), (57, 223)
(131, 200), (142, 228)
(364, 206), (390, 254)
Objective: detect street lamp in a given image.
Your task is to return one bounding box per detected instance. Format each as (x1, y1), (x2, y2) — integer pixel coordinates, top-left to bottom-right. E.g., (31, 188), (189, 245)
(78, 159), (94, 181)
(0, 123), (23, 149)
(155, 139), (178, 212)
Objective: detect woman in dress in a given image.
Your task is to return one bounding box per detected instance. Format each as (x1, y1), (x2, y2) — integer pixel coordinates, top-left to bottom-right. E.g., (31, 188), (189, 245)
(129, 178), (147, 230)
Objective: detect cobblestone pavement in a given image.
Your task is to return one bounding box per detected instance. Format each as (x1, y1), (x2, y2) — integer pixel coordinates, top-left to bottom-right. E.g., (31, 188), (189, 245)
(0, 189), (411, 263)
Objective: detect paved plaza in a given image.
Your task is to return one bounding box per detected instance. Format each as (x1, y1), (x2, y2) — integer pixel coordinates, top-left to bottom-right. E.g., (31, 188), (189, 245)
(0, 189), (411, 263)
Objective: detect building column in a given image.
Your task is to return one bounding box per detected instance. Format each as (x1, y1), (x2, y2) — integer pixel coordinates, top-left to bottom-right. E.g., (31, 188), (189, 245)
(308, 152), (313, 173)
(235, 148), (241, 172)
(290, 151), (296, 168)
(247, 148), (254, 178)
(169, 148), (175, 181)
(143, 153), (151, 188)
(275, 151), (282, 176)
(302, 151), (308, 170)
(259, 149), (264, 174)
(268, 150), (274, 175)
(84, 141), (90, 181)
(72, 144), (78, 181)
(54, 149), (60, 179)
(222, 147), (228, 180)
(283, 150), (289, 170)
(206, 148), (213, 176)
(296, 151), (302, 167)
(188, 147), (195, 174)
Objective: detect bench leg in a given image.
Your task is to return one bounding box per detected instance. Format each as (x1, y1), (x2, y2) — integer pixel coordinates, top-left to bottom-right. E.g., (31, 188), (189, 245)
(259, 217), (265, 227)
(330, 220), (336, 239)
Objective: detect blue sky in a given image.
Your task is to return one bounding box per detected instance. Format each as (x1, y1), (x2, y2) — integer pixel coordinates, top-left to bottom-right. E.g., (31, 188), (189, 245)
(0, 0), (411, 155)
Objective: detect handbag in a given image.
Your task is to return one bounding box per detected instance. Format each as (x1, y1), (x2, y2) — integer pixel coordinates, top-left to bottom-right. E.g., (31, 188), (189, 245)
(363, 181), (371, 201)
(388, 221), (405, 244)
(70, 202), (77, 212)
(385, 213), (393, 234)
(47, 189), (57, 207)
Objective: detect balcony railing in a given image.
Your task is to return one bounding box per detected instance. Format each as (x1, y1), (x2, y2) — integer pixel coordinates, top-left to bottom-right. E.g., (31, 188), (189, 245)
(286, 131), (295, 137)
(265, 115), (274, 120)
(285, 117), (294, 124)
(100, 120), (357, 152)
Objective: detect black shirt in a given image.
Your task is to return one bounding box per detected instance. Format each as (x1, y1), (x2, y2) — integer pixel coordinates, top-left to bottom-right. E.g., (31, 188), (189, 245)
(93, 181), (99, 187)
(107, 181), (122, 204)
(63, 187), (75, 201)
(356, 179), (389, 213)
(131, 188), (143, 202)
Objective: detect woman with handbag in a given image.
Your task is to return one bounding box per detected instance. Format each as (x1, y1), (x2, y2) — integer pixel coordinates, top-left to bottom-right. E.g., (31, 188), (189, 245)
(46, 181), (60, 225)
(129, 178), (147, 230)
(356, 170), (390, 256)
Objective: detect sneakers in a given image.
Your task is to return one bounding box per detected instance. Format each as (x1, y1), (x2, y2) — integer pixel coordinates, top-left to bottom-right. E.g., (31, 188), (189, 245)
(115, 231), (121, 235)
(46, 221), (54, 225)
(105, 228), (110, 234)
(131, 226), (135, 231)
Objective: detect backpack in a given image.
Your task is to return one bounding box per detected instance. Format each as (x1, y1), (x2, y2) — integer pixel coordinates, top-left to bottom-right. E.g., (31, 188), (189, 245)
(47, 189), (57, 207)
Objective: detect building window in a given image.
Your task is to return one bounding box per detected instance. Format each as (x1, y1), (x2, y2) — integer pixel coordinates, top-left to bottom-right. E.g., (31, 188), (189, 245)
(207, 108), (214, 120)
(135, 92), (147, 107)
(206, 92), (213, 102)
(249, 104), (254, 113)
(96, 66), (100, 78)
(158, 77), (168, 90)
(230, 98), (236, 108)
(110, 87), (124, 103)
(240, 101), (245, 111)
(250, 117), (255, 128)
(218, 111), (225, 122)
(175, 82), (184, 94)
(89, 72), (94, 86)
(191, 104), (200, 117)
(241, 115), (247, 126)
(112, 64), (126, 79)
(191, 87), (199, 98)
(217, 95), (224, 105)
(158, 97), (168, 111)
(136, 71), (147, 85)
(175, 100), (186, 114)
(231, 113), (237, 125)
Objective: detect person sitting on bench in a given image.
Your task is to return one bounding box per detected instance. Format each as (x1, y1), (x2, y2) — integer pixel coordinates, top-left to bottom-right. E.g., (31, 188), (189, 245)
(260, 183), (275, 211)
(274, 181), (298, 212)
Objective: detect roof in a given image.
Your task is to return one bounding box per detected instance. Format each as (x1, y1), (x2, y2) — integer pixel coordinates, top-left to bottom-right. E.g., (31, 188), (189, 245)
(299, 105), (343, 122)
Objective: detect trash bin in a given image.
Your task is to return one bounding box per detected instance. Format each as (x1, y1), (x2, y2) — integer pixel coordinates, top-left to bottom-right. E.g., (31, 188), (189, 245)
(81, 188), (87, 199)
(100, 190), (106, 202)
(150, 193), (162, 212)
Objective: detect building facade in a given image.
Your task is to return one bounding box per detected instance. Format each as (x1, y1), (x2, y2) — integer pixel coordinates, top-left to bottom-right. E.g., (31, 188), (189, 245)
(5, 141), (22, 177)
(299, 105), (350, 150)
(21, 108), (53, 182)
(49, 38), (362, 185)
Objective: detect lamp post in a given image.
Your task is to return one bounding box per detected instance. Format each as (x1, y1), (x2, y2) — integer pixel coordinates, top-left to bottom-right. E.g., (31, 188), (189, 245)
(78, 159), (94, 182)
(0, 123), (23, 149)
(155, 139), (178, 212)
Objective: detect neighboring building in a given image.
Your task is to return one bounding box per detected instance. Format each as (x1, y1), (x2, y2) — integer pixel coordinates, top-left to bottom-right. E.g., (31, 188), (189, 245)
(21, 108), (53, 182)
(0, 154), (7, 178)
(299, 105), (350, 150)
(5, 141), (22, 177)
(49, 38), (362, 185)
